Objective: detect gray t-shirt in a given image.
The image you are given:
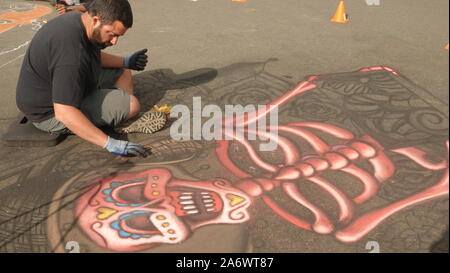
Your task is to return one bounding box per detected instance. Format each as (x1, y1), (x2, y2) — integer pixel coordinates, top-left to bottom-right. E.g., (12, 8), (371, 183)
(16, 11), (100, 122)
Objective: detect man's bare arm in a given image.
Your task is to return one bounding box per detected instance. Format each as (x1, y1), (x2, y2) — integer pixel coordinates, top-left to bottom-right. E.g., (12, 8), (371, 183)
(54, 103), (108, 147)
(101, 52), (125, 68)
(54, 103), (147, 156)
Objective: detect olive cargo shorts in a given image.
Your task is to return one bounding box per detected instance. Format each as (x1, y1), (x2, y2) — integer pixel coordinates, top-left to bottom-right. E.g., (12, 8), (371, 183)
(33, 68), (130, 134)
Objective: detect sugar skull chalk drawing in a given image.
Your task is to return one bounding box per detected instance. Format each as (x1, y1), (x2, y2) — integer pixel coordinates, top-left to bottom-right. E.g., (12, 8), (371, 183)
(75, 168), (252, 252)
(74, 66), (449, 252)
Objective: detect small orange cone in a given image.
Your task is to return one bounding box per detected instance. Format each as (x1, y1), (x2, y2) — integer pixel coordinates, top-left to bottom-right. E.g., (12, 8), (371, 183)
(445, 44), (449, 51)
(331, 1), (349, 24)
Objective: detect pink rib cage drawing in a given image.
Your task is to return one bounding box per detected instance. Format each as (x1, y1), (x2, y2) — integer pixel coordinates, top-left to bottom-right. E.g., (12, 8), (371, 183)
(75, 66), (449, 252)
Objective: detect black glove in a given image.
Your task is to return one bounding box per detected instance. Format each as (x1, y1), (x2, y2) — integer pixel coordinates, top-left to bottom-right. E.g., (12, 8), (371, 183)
(124, 48), (148, 71)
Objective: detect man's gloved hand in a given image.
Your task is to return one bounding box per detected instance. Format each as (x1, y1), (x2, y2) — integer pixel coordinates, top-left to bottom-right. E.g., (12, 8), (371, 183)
(123, 49), (148, 71)
(103, 136), (147, 156)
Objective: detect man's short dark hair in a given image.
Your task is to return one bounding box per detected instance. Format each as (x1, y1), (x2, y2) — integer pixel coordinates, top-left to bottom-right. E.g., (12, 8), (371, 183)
(86, 0), (133, 28)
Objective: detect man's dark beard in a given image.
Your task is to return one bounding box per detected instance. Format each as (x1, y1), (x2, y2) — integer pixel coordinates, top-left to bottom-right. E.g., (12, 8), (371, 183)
(91, 26), (111, 50)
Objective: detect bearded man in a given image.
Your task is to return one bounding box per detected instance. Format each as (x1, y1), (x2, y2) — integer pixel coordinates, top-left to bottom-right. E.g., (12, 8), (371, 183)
(16, 0), (166, 156)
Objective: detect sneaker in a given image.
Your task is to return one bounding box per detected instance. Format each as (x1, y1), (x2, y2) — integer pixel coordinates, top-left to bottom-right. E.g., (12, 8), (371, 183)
(114, 110), (167, 134)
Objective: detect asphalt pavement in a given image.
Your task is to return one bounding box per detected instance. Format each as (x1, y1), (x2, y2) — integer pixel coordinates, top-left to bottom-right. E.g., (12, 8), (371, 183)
(0, 0), (448, 253)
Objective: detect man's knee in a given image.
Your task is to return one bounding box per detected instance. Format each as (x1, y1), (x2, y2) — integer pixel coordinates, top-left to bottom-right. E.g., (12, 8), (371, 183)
(82, 88), (134, 127)
(128, 95), (140, 119)
(115, 69), (134, 95)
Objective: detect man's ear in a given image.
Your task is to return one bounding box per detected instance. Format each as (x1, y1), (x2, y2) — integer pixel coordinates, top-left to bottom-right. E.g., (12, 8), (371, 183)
(92, 16), (101, 28)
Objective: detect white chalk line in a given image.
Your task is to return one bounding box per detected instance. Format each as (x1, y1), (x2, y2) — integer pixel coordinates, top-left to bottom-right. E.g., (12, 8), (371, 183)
(0, 41), (30, 56)
(0, 53), (25, 69)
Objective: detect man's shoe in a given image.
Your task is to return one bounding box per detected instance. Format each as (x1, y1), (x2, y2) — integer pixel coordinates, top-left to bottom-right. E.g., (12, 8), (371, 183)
(114, 110), (167, 134)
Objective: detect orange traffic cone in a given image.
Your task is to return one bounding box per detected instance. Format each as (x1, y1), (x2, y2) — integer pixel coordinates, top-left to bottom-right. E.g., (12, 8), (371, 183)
(331, 1), (349, 24)
(445, 44), (449, 51)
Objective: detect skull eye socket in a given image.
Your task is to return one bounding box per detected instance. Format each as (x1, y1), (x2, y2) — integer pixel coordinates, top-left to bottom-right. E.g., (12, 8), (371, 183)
(114, 212), (163, 237)
(117, 185), (148, 203)
(124, 214), (161, 235)
(105, 182), (166, 207)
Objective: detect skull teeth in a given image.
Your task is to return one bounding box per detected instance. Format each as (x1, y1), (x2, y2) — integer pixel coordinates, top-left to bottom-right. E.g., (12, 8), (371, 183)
(186, 209), (199, 215)
(178, 191), (217, 214)
(202, 198), (216, 212)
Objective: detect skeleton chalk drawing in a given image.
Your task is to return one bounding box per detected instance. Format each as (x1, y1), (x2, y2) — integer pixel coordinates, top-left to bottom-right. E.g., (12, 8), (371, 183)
(75, 66), (448, 251)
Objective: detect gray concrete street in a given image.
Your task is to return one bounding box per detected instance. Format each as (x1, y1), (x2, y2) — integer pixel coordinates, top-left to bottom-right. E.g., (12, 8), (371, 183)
(0, 0), (448, 253)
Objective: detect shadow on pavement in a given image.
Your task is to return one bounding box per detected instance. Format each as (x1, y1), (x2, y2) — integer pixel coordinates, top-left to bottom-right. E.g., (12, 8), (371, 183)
(133, 67), (218, 110)
(430, 228), (449, 253)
